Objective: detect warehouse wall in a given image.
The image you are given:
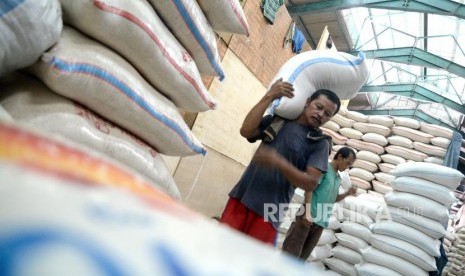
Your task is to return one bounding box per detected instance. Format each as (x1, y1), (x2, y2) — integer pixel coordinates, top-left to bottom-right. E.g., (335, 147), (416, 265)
(162, 0), (311, 217)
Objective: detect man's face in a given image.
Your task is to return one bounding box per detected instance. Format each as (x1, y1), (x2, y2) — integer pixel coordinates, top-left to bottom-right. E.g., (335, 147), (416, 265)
(339, 154), (355, 172)
(301, 94), (338, 128)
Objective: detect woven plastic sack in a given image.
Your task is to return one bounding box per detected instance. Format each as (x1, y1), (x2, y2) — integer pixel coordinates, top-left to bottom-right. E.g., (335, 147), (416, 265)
(391, 176), (458, 207)
(148, 0), (224, 78)
(0, 73), (180, 199)
(28, 27), (205, 156)
(393, 117), (420, 129)
(323, 257), (357, 276)
(332, 245), (363, 265)
(387, 206), (447, 239)
(367, 115), (394, 127)
(356, 263), (402, 276)
(390, 162), (464, 190)
(420, 122), (453, 139)
(387, 135), (414, 148)
(370, 234), (437, 271)
(59, 0), (216, 112)
(197, 0), (249, 35)
(361, 247), (428, 276)
(0, 0), (62, 76)
(269, 51), (369, 119)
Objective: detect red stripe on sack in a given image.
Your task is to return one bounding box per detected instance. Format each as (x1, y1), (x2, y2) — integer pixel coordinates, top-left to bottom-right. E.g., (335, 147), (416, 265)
(93, 0), (215, 109)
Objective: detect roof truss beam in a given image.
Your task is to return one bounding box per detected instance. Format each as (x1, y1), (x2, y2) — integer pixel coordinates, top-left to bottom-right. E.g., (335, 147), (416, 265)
(351, 47), (465, 78)
(287, 0), (465, 20)
(360, 83), (465, 113)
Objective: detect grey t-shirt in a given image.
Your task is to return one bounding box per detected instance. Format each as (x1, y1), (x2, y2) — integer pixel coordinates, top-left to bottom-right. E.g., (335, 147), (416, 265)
(229, 116), (329, 229)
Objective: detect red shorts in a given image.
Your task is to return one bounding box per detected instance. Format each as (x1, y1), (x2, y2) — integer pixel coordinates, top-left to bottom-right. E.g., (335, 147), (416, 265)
(220, 197), (277, 245)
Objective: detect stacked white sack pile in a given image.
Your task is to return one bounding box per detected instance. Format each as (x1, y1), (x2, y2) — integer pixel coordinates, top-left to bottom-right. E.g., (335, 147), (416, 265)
(0, 0), (249, 200)
(322, 107), (454, 197)
(0, 122), (327, 276)
(443, 227), (465, 275)
(354, 162), (463, 276)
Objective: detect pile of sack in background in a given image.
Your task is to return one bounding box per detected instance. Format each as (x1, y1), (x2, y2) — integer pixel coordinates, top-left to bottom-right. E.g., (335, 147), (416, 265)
(321, 107), (454, 196)
(443, 227), (465, 275)
(0, 1), (328, 275)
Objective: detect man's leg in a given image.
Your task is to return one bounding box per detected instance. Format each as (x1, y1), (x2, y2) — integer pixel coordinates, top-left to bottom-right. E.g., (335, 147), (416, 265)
(300, 224), (324, 261)
(281, 214), (311, 259)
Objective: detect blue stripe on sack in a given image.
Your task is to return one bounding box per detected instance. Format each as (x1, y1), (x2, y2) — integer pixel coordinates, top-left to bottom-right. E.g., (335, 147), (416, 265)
(0, 0), (26, 17)
(50, 57), (206, 155)
(270, 51), (366, 114)
(172, 0), (225, 80)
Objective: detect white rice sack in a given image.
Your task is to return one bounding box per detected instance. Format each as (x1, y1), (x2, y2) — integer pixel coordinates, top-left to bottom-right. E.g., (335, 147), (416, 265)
(28, 27), (205, 156)
(307, 244), (333, 261)
(384, 191), (450, 225)
(374, 172), (395, 184)
(343, 195), (383, 221)
(339, 170), (352, 191)
(197, 0), (249, 35)
(391, 176), (458, 207)
(268, 51), (369, 119)
(327, 215), (342, 230)
(362, 133), (388, 146)
(393, 117), (420, 129)
(338, 105), (348, 116)
(353, 159), (378, 173)
(341, 221), (371, 242)
(0, 105), (12, 122)
(352, 122), (391, 137)
(349, 167), (375, 182)
(413, 141), (447, 158)
(339, 127), (363, 139)
(420, 122), (454, 139)
(350, 176), (372, 190)
(341, 208), (374, 228)
(332, 245), (363, 265)
(385, 145), (428, 162)
(355, 187), (368, 196)
(358, 192), (385, 204)
(322, 120), (340, 132)
(356, 263), (403, 276)
(361, 247), (428, 276)
(0, 160), (320, 276)
(367, 115), (394, 128)
(357, 150), (382, 163)
(346, 110), (368, 122)
(387, 207), (446, 239)
(331, 113), (355, 128)
(147, 0), (224, 78)
(380, 154), (406, 165)
(323, 257), (357, 276)
(370, 234), (437, 271)
(391, 126), (434, 144)
(431, 136), (451, 149)
(346, 139), (385, 155)
(387, 135), (414, 148)
(0, 0), (62, 76)
(59, 0), (216, 112)
(371, 220), (441, 256)
(372, 180), (393, 195)
(321, 127), (348, 145)
(390, 162), (464, 190)
(317, 229), (337, 245)
(335, 233), (369, 252)
(0, 73), (180, 198)
(377, 162), (396, 173)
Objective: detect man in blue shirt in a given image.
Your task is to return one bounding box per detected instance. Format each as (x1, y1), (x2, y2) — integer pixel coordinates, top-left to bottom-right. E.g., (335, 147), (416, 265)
(220, 78), (341, 245)
(282, 147), (356, 259)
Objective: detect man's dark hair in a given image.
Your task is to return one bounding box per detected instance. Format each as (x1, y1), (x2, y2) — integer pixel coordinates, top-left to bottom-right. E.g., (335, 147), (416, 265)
(308, 89), (341, 114)
(334, 147), (356, 160)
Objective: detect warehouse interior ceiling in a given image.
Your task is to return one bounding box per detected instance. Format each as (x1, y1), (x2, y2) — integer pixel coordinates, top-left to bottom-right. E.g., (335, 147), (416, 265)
(285, 0), (465, 138)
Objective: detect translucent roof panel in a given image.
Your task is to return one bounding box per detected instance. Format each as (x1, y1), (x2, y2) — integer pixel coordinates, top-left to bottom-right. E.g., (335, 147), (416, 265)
(340, 6), (465, 129)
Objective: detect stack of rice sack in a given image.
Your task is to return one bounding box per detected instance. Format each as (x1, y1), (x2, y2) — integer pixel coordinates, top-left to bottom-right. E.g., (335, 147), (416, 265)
(0, 122), (327, 276)
(321, 109), (454, 197)
(1, 0), (249, 199)
(322, 193), (384, 276)
(355, 162), (463, 276)
(442, 227), (465, 275)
